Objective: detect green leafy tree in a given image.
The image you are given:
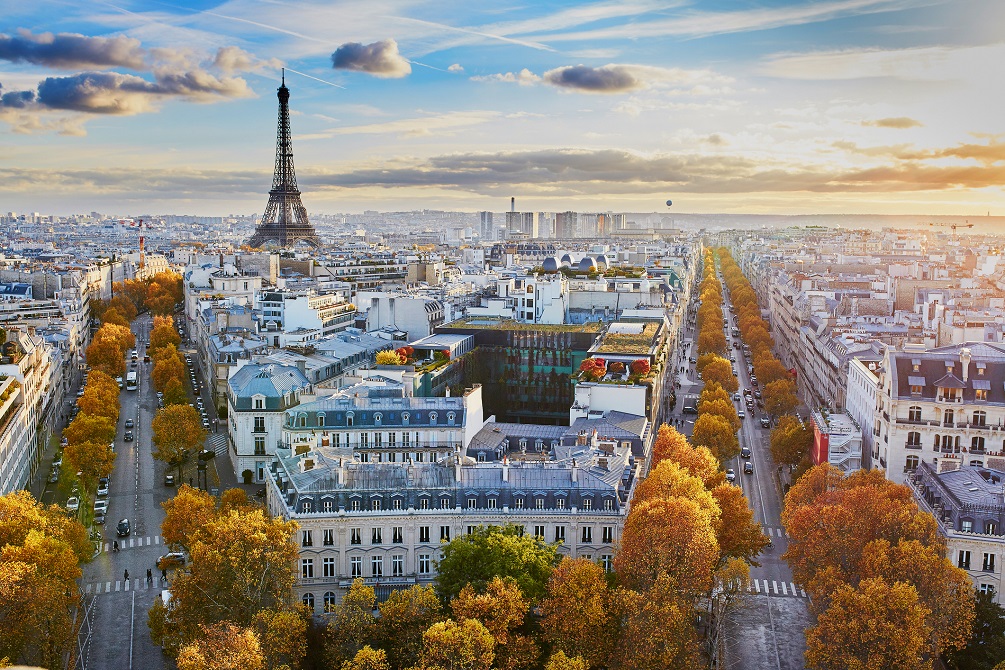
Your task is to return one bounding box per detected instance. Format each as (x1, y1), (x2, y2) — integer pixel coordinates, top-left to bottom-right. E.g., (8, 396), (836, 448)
(945, 589), (1005, 670)
(434, 525), (559, 603)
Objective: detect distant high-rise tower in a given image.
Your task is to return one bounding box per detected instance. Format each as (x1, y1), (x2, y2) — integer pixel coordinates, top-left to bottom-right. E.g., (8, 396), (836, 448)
(479, 211), (494, 239)
(248, 71), (320, 248)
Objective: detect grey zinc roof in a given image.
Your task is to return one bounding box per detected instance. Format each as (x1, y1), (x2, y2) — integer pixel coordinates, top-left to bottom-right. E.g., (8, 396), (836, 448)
(229, 363), (311, 398)
(935, 467), (1005, 507)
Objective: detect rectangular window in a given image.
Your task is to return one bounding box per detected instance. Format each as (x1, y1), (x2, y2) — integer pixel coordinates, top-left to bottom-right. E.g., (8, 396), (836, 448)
(980, 584), (996, 595)
(254, 436), (266, 456)
(984, 553), (996, 572)
(419, 498), (429, 510)
(583, 498), (592, 510)
(581, 527), (593, 543)
(467, 525), (476, 535)
(392, 555), (404, 577)
(418, 554), (431, 575)
(301, 559), (314, 578)
(350, 528), (361, 545)
(372, 498), (382, 511)
(254, 398), (263, 409)
(514, 497), (524, 509)
(440, 526), (451, 542)
(371, 555), (383, 577)
(393, 527), (403, 544)
(556, 498), (566, 509)
(301, 530), (313, 547)
(392, 498), (402, 510)
(254, 416), (265, 432)
(487, 498), (497, 509)
(962, 520), (973, 533)
(959, 550), (972, 570)
(372, 528), (383, 545)
(351, 556), (362, 578)
(604, 499), (614, 511)
(555, 526), (566, 543)
(467, 498), (477, 509)
(323, 529), (334, 546)
(388, 432), (397, 447)
(351, 499), (361, 512)
(323, 501), (333, 513)
(440, 498), (451, 509)
(536, 498), (545, 509)
(323, 557), (336, 578)
(419, 526), (430, 543)
(602, 526), (614, 543)
(601, 555), (613, 572)
(534, 525), (545, 539)
(976, 389), (988, 401)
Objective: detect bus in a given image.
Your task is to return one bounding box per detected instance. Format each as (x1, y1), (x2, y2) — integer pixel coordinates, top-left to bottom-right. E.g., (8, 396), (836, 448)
(126, 371), (138, 391)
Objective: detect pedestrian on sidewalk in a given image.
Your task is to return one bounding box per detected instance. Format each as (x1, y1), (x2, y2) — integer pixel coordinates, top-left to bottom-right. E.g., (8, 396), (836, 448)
(146, 569), (152, 585)
(124, 569), (129, 582)
(161, 568), (168, 584)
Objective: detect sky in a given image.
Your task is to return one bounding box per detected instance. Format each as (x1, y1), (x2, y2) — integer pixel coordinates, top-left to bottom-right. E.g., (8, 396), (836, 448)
(1, 0), (1003, 217)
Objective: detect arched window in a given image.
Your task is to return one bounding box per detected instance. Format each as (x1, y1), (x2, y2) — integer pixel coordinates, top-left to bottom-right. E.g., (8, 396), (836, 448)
(534, 439), (543, 452)
(988, 521), (999, 535)
(317, 413), (326, 427)
(374, 413), (382, 425)
(908, 406), (922, 422)
(973, 436), (986, 452)
(905, 455), (919, 470)
(346, 412), (354, 427)
(973, 410), (987, 427)
(519, 438), (527, 453)
(324, 592), (338, 612)
(302, 592), (315, 610)
(298, 413), (307, 428)
(429, 412), (438, 424)
(907, 431), (921, 447)
(934, 434), (940, 451)
(447, 412), (455, 425)
(944, 409), (955, 427)
(402, 412), (409, 425)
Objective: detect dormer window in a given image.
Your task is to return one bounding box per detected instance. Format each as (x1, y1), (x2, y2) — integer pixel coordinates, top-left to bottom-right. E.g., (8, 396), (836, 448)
(254, 396), (264, 410)
(978, 364), (987, 376)
(429, 412), (437, 424)
(447, 412), (455, 425)
(346, 412), (354, 427)
(402, 412), (409, 425)
(317, 413), (326, 427)
(374, 413), (382, 425)
(910, 385), (923, 396)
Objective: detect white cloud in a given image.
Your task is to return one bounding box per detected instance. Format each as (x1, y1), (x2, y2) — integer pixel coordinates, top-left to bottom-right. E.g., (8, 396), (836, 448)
(447, 63), (464, 73)
(300, 110), (500, 139)
(470, 69), (541, 85)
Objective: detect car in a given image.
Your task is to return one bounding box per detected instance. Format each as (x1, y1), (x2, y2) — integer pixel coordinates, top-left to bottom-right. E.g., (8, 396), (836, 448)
(94, 499), (108, 514)
(94, 511), (106, 525)
(202, 419), (210, 429)
(97, 478), (109, 496)
(130, 350), (138, 361)
(116, 518), (131, 537)
(740, 446), (752, 459)
(682, 406), (699, 415)
(158, 552), (187, 568)
(48, 471), (59, 484)
(125, 419), (134, 429)
(725, 469), (736, 483)
(688, 357), (697, 364)
(52, 456), (62, 468)
(124, 431), (134, 442)
(737, 410), (746, 419)
(744, 461), (753, 474)
(76, 389), (86, 397)
(65, 497), (80, 513)
(732, 393), (741, 401)
(754, 390), (762, 399)
(164, 473), (175, 487)
(156, 391), (164, 400)
(760, 417), (771, 429)
(115, 377), (124, 389)
(143, 354), (151, 363)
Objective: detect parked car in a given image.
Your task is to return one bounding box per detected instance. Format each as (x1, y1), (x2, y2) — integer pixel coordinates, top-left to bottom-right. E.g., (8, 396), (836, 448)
(115, 377), (124, 389)
(116, 518), (131, 537)
(725, 469), (736, 483)
(94, 499), (108, 514)
(158, 552), (187, 568)
(66, 497), (80, 513)
(760, 417), (771, 429)
(682, 406), (698, 415)
(94, 511), (106, 525)
(48, 471), (59, 484)
(164, 474), (175, 487)
(98, 477), (109, 496)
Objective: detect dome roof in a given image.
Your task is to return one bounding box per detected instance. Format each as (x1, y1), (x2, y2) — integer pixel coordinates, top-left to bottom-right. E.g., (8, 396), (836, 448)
(578, 256), (597, 271)
(560, 253), (574, 266)
(542, 257), (560, 272)
(595, 254), (608, 268)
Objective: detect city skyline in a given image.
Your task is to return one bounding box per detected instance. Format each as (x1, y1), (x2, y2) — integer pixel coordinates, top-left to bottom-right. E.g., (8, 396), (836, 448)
(1, 0), (1003, 217)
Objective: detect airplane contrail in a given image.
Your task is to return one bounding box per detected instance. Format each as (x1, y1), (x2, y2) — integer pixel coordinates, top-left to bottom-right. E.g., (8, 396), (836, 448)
(284, 68), (346, 90)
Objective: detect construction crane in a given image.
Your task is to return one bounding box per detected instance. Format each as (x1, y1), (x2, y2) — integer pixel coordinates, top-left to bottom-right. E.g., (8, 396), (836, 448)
(929, 221), (973, 237)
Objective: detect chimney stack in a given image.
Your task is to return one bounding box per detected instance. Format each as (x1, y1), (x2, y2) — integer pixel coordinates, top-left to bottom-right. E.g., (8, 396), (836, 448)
(960, 347), (972, 382)
(502, 456), (509, 482)
(571, 458), (578, 483)
(510, 197), (515, 213)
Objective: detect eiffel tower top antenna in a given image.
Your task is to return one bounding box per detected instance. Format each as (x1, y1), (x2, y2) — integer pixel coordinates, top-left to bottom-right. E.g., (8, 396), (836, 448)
(247, 70), (320, 248)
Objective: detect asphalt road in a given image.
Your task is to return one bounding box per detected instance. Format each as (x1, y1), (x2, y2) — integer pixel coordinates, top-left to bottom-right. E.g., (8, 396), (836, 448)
(76, 314), (170, 670)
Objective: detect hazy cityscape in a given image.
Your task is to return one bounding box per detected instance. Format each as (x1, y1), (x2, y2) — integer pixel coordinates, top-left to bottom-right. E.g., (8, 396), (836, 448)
(2, 1), (1004, 670)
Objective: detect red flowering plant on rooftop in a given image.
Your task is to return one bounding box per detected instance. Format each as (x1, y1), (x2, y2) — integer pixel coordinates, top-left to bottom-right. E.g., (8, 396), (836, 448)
(579, 357), (607, 382)
(395, 346), (415, 363)
(630, 359), (651, 376)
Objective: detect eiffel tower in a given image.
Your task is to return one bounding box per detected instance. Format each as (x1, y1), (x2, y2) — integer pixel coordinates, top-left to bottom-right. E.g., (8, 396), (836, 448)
(248, 70), (320, 248)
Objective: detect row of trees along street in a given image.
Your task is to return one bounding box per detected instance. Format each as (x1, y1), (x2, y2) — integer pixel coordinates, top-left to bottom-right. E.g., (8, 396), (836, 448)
(145, 420), (767, 670)
(716, 249), (811, 479)
(692, 249), (741, 462)
(718, 249), (1005, 670)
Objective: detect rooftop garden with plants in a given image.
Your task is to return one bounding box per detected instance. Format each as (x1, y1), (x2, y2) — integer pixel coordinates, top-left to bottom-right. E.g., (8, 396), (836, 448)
(594, 322), (661, 355)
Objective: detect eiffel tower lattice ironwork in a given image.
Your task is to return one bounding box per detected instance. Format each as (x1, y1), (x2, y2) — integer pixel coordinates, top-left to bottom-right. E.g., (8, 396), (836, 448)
(248, 70), (320, 248)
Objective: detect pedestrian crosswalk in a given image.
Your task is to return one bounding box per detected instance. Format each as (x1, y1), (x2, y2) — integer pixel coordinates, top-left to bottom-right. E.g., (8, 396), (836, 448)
(102, 535), (164, 552)
(748, 579), (808, 599)
(206, 433), (227, 457)
(763, 526), (789, 539)
(82, 578), (168, 594)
